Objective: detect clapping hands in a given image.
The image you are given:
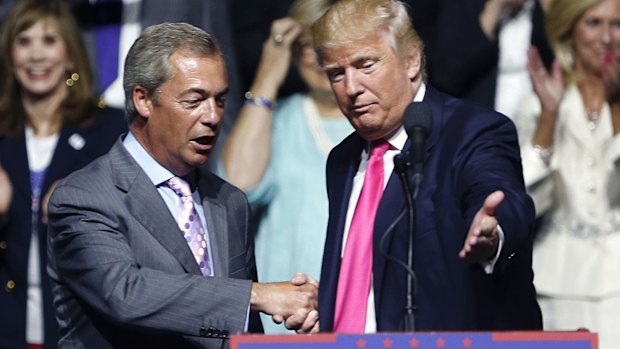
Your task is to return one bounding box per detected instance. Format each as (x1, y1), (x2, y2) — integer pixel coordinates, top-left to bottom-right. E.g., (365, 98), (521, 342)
(527, 46), (564, 116)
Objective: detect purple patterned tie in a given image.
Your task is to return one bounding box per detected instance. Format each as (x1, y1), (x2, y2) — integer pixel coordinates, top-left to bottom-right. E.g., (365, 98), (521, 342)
(168, 177), (213, 276)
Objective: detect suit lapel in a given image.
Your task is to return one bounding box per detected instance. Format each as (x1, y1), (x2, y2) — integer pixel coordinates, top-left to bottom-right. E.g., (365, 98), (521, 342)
(109, 141), (202, 275)
(44, 127), (82, 195)
(332, 135), (365, 260)
(197, 171), (229, 277)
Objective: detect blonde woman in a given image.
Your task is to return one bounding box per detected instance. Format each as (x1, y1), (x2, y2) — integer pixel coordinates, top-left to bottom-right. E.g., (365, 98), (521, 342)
(516, 0), (620, 347)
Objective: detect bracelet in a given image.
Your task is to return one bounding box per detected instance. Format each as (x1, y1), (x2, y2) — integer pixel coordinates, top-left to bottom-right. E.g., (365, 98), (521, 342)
(533, 144), (553, 166)
(244, 91), (273, 110)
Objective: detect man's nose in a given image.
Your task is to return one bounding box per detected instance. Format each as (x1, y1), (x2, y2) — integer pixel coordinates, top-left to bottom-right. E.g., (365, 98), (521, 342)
(200, 98), (222, 124)
(344, 69), (363, 96)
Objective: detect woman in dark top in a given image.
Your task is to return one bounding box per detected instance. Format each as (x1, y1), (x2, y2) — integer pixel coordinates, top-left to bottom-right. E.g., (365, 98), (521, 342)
(0, 1), (126, 348)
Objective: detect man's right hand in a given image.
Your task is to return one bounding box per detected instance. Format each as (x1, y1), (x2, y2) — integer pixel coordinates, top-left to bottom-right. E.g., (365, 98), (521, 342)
(250, 272), (319, 333)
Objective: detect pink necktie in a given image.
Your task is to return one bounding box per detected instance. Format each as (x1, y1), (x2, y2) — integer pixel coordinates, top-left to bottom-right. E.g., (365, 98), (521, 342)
(168, 177), (213, 277)
(334, 139), (391, 333)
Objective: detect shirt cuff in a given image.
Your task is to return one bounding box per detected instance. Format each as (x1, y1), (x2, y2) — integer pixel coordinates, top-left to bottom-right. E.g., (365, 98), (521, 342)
(480, 224), (504, 274)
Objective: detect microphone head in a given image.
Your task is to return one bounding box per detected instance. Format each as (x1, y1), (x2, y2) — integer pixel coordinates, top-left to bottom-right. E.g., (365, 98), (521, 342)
(403, 101), (433, 137)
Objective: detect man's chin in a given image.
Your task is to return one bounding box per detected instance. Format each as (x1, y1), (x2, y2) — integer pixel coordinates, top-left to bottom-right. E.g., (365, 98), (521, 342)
(187, 152), (210, 168)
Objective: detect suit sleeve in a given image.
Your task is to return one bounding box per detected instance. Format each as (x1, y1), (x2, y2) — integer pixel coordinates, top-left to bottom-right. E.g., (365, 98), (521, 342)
(47, 180), (252, 338)
(451, 110), (536, 274)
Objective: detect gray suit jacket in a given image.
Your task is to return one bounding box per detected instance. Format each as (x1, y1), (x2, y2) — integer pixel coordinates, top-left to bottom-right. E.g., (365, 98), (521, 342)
(47, 139), (257, 349)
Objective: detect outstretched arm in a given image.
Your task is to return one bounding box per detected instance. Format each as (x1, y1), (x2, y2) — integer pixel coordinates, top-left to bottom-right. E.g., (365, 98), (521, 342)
(452, 106), (536, 273)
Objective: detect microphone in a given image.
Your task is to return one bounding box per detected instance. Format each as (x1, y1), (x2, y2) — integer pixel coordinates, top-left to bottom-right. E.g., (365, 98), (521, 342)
(393, 101), (432, 332)
(403, 101), (433, 197)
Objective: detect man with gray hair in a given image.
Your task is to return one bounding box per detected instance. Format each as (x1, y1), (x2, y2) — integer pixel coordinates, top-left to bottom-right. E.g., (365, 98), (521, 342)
(312, 0), (541, 333)
(47, 23), (318, 348)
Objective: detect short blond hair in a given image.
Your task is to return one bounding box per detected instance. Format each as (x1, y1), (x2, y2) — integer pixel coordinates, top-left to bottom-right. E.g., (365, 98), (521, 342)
(311, 0), (425, 73)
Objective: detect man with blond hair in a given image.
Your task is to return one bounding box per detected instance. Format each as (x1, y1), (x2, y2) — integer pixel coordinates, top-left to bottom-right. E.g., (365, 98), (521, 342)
(312, 0), (542, 333)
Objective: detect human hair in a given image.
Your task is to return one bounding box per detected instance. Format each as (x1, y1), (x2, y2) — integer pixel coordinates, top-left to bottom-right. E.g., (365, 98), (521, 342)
(123, 22), (224, 124)
(546, 0), (603, 84)
(311, 0), (425, 74)
(289, 0), (334, 59)
(0, 0), (98, 138)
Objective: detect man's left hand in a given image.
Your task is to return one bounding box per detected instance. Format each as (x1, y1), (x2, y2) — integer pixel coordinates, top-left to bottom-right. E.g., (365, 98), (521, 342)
(459, 190), (503, 263)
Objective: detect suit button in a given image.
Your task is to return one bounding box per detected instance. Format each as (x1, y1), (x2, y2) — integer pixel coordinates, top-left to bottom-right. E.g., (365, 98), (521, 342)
(199, 327), (207, 336)
(508, 252), (516, 260)
(0, 240), (7, 250)
(221, 330), (229, 338)
(5, 280), (15, 292)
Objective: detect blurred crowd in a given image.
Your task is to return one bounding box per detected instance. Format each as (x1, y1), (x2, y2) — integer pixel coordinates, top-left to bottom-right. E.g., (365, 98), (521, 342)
(0, 0), (619, 348)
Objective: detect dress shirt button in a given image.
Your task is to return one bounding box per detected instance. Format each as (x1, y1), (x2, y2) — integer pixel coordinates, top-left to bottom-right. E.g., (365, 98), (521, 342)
(5, 280), (15, 292)
(0, 241), (7, 250)
(585, 157), (595, 167)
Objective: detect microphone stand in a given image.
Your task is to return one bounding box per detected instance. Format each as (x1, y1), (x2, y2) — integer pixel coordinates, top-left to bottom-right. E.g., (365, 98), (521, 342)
(393, 153), (418, 332)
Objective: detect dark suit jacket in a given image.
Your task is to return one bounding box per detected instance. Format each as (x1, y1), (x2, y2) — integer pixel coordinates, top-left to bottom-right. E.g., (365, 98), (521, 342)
(0, 107), (126, 349)
(431, 0), (553, 108)
(47, 139), (260, 349)
(319, 86), (542, 332)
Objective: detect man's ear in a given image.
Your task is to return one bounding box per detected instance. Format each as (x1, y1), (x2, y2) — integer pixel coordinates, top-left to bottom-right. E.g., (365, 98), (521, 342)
(405, 48), (422, 81)
(133, 85), (152, 119)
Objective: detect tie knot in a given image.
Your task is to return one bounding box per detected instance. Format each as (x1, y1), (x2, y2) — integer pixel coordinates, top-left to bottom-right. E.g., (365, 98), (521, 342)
(370, 139), (391, 157)
(168, 177), (192, 197)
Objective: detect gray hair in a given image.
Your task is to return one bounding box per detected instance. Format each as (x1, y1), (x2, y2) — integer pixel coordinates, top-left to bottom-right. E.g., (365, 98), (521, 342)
(123, 22), (223, 123)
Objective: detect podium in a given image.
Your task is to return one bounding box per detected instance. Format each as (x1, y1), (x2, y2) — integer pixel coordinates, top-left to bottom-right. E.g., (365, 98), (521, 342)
(231, 331), (597, 349)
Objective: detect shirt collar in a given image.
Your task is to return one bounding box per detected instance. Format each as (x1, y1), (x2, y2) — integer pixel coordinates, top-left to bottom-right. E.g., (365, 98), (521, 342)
(122, 131), (175, 187)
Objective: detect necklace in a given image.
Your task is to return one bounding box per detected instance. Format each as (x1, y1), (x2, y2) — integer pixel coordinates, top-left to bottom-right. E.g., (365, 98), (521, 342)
(304, 96), (340, 155)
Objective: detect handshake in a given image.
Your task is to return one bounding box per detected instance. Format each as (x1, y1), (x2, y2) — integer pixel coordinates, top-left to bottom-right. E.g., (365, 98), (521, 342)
(251, 273), (320, 334)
